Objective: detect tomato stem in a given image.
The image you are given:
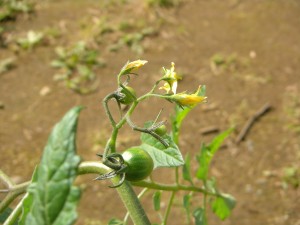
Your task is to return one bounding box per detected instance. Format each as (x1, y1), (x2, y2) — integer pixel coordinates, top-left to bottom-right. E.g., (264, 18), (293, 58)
(79, 161), (151, 225)
(132, 180), (220, 197)
(103, 93), (117, 128)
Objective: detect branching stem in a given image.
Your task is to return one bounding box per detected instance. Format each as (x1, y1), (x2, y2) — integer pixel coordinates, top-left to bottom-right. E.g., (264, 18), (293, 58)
(0, 180), (30, 214)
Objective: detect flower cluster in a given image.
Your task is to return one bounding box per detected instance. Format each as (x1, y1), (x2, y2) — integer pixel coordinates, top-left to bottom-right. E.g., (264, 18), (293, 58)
(160, 62), (180, 94)
(160, 62), (207, 107)
(118, 60), (207, 108)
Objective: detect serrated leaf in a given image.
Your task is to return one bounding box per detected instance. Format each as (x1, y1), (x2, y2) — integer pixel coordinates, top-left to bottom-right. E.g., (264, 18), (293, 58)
(196, 128), (233, 180)
(193, 208), (207, 225)
(182, 153), (193, 184)
(209, 127), (233, 154)
(140, 122), (184, 168)
(212, 194), (236, 220)
(108, 218), (124, 225)
(153, 191), (161, 211)
(19, 106), (83, 225)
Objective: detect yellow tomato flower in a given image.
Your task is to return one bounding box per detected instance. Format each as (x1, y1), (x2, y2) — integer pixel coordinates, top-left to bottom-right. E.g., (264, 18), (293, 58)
(159, 82), (171, 93)
(172, 86), (207, 107)
(160, 62), (180, 94)
(121, 60), (148, 75)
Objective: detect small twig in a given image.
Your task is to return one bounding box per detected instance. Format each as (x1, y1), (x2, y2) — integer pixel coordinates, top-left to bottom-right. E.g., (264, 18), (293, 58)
(126, 115), (169, 147)
(235, 103), (272, 144)
(200, 126), (219, 135)
(0, 181), (29, 214)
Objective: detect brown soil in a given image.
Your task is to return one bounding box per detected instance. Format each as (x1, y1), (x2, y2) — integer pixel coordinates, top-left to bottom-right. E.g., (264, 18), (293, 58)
(1, 0), (300, 225)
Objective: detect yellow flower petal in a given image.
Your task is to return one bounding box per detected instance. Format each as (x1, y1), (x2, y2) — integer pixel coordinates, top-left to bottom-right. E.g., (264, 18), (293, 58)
(172, 87), (207, 106)
(159, 82), (171, 93)
(120, 60), (148, 75)
(125, 60), (148, 71)
(161, 62), (180, 94)
(175, 94), (207, 106)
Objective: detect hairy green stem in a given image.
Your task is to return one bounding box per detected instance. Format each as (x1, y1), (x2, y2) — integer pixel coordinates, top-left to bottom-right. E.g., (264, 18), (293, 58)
(132, 180), (218, 197)
(103, 128), (119, 157)
(78, 161), (151, 225)
(123, 188), (148, 225)
(103, 93), (117, 127)
(102, 94), (139, 158)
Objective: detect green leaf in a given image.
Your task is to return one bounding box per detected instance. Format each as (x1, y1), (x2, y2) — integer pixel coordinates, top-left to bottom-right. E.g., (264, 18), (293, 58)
(183, 194), (191, 220)
(171, 105), (192, 145)
(108, 218), (124, 225)
(182, 153), (193, 184)
(193, 208), (207, 225)
(140, 122), (184, 168)
(153, 191), (161, 211)
(19, 106), (83, 225)
(211, 194), (236, 220)
(196, 128), (233, 180)
(209, 127), (233, 154)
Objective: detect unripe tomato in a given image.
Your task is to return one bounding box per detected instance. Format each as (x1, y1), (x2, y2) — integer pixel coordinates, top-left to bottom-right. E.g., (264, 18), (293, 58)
(154, 124), (167, 136)
(122, 147), (154, 182)
(119, 86), (136, 105)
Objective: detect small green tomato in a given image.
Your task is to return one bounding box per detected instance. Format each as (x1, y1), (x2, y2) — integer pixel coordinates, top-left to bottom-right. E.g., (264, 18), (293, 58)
(122, 147), (154, 182)
(154, 124), (167, 136)
(119, 86), (136, 105)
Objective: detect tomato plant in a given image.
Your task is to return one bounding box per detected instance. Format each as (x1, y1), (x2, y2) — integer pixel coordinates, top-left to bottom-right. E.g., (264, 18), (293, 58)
(0, 60), (235, 225)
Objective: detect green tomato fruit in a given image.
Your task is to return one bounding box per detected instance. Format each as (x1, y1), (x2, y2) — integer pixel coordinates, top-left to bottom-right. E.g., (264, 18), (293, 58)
(122, 147), (154, 182)
(119, 86), (136, 105)
(154, 124), (167, 136)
